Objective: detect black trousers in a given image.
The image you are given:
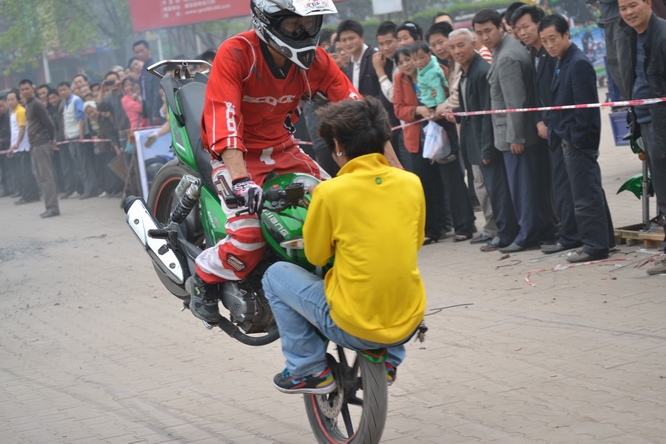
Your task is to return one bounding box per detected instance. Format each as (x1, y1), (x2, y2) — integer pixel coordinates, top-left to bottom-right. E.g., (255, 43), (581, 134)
(0, 149), (16, 194)
(503, 143), (556, 247)
(480, 155), (520, 246)
(563, 141), (614, 257)
(16, 151), (41, 201)
(550, 145), (581, 247)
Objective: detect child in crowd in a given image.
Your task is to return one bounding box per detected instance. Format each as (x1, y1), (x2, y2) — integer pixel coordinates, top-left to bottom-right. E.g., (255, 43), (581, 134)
(410, 41), (448, 110)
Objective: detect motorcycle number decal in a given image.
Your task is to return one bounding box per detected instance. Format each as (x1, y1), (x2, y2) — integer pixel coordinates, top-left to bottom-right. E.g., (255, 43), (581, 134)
(260, 148), (276, 166)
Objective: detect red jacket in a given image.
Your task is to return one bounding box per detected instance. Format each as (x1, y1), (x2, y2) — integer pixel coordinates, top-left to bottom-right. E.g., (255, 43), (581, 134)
(392, 72), (421, 154)
(201, 30), (359, 158)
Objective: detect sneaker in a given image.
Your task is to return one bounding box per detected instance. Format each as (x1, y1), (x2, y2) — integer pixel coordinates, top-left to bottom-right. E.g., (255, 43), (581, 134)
(647, 258), (666, 275)
(70, 191), (80, 198)
(99, 191), (110, 198)
(385, 363), (397, 386)
(273, 367), (336, 394)
(186, 275), (222, 323)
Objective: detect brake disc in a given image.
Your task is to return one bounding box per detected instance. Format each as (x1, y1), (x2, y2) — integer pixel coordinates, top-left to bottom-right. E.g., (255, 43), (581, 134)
(315, 391), (344, 419)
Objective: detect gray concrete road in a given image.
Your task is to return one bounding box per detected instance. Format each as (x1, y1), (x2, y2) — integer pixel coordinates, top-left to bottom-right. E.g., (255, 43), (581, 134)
(1, 106), (664, 443)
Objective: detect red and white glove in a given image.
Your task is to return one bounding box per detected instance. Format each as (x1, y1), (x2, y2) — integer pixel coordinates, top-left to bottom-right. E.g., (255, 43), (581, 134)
(232, 177), (263, 215)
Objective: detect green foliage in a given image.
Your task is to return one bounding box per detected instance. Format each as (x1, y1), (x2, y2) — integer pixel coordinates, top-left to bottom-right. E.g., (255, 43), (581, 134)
(0, 0), (131, 74)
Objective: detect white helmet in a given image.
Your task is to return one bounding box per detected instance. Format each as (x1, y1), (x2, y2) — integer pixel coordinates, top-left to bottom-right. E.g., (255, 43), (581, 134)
(251, 0), (337, 70)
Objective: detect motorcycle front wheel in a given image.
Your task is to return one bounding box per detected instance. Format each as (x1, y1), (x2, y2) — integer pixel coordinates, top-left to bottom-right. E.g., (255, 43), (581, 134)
(304, 346), (388, 444)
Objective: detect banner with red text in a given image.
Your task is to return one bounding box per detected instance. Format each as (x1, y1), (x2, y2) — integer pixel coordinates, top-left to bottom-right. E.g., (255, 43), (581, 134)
(130, 0), (250, 33)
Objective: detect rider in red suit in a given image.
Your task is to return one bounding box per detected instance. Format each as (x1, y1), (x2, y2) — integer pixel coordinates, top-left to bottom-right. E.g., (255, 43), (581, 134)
(188, 0), (402, 324)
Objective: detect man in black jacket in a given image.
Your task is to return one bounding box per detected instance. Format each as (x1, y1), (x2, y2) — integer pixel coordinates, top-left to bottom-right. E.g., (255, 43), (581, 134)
(445, 28), (519, 251)
(540, 14), (615, 263)
(133, 40), (163, 126)
(514, 5), (582, 254)
(338, 20), (380, 98)
(620, 0), (666, 274)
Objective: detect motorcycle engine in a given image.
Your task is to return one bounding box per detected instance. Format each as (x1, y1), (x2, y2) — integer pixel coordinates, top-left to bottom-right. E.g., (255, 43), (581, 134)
(219, 280), (274, 334)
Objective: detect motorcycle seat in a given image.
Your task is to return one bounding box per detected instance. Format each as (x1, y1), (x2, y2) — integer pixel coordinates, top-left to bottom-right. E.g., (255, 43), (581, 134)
(174, 82), (215, 194)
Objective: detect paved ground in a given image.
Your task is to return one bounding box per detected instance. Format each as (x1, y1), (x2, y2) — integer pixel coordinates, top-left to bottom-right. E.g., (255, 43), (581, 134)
(1, 105), (665, 443)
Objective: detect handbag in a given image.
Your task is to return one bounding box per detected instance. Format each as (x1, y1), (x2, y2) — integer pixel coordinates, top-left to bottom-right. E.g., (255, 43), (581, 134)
(422, 121), (455, 164)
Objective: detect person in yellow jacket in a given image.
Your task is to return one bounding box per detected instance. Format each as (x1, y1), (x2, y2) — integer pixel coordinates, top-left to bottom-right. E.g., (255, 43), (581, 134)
(262, 97), (426, 394)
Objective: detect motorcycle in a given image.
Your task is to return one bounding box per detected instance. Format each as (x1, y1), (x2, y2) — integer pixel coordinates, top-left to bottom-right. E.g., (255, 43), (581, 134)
(123, 60), (392, 443)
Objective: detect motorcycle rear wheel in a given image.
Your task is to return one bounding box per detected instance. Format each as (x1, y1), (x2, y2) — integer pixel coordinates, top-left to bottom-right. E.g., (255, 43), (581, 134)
(147, 159), (202, 299)
(304, 346), (388, 444)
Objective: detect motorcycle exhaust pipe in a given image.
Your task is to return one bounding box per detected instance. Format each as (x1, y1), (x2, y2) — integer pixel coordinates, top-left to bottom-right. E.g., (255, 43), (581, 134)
(124, 196), (185, 285)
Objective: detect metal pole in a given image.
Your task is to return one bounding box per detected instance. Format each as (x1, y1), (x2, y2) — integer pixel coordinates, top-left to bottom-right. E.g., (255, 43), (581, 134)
(42, 51), (51, 84)
(642, 156), (650, 229)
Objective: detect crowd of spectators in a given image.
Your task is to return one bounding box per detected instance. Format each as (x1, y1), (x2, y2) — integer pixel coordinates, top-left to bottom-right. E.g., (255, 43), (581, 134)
(0, 40), (216, 218)
(0, 4), (664, 275)
(299, 3), (665, 275)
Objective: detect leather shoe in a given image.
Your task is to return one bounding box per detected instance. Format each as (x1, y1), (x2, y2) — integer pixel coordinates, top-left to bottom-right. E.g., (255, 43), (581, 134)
(566, 250), (607, 264)
(40, 210), (60, 218)
(15, 197), (39, 205)
(470, 233), (492, 244)
(480, 236), (507, 252)
(541, 242), (582, 255)
(499, 242), (541, 254)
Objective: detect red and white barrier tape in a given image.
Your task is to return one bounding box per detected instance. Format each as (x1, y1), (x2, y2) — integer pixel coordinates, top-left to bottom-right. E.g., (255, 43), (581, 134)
(56, 138), (113, 145)
(391, 96), (666, 131)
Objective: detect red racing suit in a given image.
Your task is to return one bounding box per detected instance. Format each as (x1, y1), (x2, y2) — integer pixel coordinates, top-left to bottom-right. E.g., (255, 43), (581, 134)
(195, 30), (360, 283)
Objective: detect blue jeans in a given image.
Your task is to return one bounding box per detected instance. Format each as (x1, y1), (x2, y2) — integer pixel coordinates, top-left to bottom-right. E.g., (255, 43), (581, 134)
(262, 262), (407, 378)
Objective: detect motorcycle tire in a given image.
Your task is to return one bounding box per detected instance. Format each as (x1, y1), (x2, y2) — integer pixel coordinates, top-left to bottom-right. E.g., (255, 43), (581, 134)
(304, 347), (388, 444)
(147, 159), (200, 299)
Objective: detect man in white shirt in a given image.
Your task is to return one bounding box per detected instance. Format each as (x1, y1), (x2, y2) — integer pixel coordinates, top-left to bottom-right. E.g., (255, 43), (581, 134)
(58, 81), (95, 199)
(6, 90), (41, 204)
(337, 20), (376, 95)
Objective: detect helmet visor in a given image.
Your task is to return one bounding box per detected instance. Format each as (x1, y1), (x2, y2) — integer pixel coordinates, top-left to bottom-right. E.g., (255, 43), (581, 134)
(276, 15), (323, 41)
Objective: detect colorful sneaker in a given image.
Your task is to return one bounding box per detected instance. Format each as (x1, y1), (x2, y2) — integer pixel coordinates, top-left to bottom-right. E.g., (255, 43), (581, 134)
(385, 362), (397, 386)
(273, 367), (336, 394)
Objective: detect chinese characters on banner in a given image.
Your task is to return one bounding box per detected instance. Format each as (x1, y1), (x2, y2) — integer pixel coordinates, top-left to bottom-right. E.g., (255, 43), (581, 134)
(129, 0), (251, 33)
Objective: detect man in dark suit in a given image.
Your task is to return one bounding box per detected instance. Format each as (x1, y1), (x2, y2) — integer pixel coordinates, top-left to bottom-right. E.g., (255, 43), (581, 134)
(473, 9), (555, 253)
(513, 5), (582, 254)
(445, 28), (520, 251)
(337, 20), (381, 97)
(371, 21), (405, 169)
(133, 40), (163, 126)
(540, 14), (615, 263)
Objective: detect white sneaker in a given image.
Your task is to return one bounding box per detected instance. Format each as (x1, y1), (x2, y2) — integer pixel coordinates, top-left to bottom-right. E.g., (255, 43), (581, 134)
(99, 192), (110, 198)
(70, 191), (79, 198)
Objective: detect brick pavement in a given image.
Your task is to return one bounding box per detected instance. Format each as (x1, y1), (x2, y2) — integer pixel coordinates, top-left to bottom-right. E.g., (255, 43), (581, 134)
(0, 105), (664, 443)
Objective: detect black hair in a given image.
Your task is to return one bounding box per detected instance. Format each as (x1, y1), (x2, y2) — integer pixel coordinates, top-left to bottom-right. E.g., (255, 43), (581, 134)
(396, 21), (423, 41)
(122, 77), (136, 87)
(105, 71), (120, 80)
(512, 5), (545, 26)
(426, 22), (454, 42)
(538, 14), (569, 35)
(319, 28), (334, 45)
(47, 88), (59, 97)
(409, 41), (431, 55)
(90, 83), (100, 90)
(393, 45), (412, 64)
(73, 74), (88, 82)
(127, 56), (137, 68)
(505, 2), (527, 26)
(337, 20), (364, 38)
(58, 81), (71, 89)
(37, 84), (49, 91)
(472, 9), (502, 28)
(6, 89), (19, 100)
(433, 12), (453, 23)
(376, 21), (397, 38)
(317, 97), (391, 159)
(133, 39), (150, 50)
(326, 45), (337, 55)
(19, 79), (34, 87)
